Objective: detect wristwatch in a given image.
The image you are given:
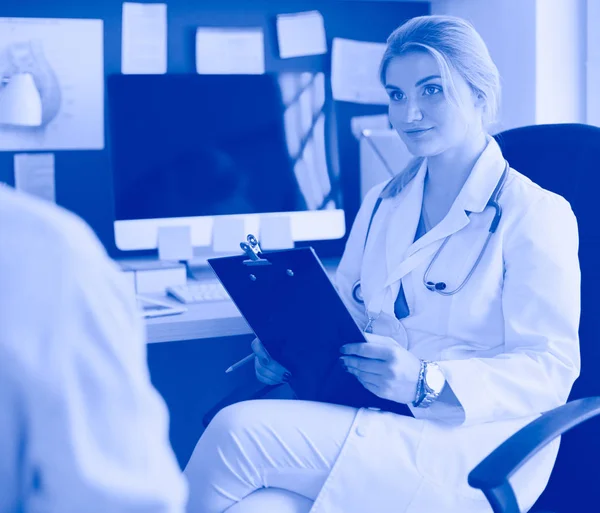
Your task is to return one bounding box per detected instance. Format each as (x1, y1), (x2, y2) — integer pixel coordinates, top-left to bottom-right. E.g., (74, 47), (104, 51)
(412, 361), (446, 408)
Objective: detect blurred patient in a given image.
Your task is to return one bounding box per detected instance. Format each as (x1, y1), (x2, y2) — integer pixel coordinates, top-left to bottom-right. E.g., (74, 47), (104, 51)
(0, 185), (187, 512)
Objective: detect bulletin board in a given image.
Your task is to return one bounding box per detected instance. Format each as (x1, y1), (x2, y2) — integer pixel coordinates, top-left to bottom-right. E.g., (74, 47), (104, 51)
(0, 0), (429, 257)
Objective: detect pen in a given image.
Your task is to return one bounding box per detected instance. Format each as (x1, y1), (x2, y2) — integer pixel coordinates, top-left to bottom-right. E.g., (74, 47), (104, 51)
(225, 353), (254, 373)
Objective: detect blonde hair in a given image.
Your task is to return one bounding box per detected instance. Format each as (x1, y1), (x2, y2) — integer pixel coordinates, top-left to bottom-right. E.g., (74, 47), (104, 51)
(379, 15), (501, 198)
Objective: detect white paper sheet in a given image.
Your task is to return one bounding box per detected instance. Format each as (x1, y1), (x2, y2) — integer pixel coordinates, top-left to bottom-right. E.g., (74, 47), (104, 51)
(157, 225), (193, 261)
(121, 2), (167, 75)
(331, 38), (388, 105)
(276, 10), (327, 59)
(260, 216), (294, 250)
(13, 153), (55, 203)
(0, 17), (104, 151)
(212, 216), (246, 253)
(195, 27), (265, 75)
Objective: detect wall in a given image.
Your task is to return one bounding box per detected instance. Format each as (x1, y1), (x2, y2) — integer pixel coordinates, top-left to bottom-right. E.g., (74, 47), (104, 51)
(431, 0), (538, 132)
(536, 0), (586, 124)
(431, 0), (588, 131)
(0, 0), (428, 258)
(588, 0), (600, 126)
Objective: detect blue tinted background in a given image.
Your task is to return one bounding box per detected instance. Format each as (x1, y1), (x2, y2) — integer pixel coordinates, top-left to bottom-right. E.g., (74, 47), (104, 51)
(0, 0), (429, 259)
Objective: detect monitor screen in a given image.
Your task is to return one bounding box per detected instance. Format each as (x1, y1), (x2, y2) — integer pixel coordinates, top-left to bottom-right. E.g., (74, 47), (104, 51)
(107, 73), (345, 251)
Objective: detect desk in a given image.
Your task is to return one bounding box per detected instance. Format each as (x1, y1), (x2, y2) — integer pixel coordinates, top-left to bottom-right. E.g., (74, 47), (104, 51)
(145, 298), (250, 343)
(143, 258), (339, 344)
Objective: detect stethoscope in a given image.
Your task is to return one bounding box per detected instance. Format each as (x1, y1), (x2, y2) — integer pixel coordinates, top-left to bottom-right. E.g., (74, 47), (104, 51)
(352, 160), (510, 304)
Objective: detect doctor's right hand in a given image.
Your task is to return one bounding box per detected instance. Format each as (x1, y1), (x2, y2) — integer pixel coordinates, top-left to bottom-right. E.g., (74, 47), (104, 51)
(251, 338), (291, 385)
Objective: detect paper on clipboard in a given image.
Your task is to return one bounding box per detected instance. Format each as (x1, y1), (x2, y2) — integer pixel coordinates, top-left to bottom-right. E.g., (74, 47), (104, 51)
(195, 27), (265, 75)
(331, 38), (388, 105)
(121, 2), (167, 74)
(276, 10), (327, 59)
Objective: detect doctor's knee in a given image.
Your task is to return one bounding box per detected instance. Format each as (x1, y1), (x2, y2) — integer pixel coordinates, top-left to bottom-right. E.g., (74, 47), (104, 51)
(206, 400), (265, 438)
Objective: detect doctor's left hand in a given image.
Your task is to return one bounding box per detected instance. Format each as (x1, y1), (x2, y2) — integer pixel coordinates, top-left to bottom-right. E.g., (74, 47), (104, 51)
(340, 333), (421, 404)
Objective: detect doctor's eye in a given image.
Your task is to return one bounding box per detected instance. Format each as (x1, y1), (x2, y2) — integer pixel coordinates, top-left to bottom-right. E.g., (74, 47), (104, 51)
(388, 90), (405, 102)
(423, 85), (442, 96)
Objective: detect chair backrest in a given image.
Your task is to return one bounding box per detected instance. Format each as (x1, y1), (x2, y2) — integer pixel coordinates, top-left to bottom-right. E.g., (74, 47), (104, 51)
(494, 124), (600, 511)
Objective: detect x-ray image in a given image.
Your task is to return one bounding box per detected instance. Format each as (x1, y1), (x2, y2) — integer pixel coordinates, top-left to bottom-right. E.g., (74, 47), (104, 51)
(0, 17), (104, 151)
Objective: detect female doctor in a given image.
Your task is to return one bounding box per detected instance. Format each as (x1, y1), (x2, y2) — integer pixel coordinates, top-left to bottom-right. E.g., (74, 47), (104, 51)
(184, 15), (581, 513)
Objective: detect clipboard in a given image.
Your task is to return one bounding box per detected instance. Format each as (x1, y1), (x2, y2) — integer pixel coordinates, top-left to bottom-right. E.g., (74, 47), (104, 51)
(207, 236), (412, 414)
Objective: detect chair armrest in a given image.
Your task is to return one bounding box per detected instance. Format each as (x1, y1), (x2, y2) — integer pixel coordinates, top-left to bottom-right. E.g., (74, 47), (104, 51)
(203, 381), (282, 427)
(468, 397), (600, 513)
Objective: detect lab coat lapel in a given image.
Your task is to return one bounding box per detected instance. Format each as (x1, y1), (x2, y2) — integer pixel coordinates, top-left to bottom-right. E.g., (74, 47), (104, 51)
(360, 159), (427, 314)
(384, 159), (428, 282)
(384, 209), (470, 288)
(384, 136), (506, 289)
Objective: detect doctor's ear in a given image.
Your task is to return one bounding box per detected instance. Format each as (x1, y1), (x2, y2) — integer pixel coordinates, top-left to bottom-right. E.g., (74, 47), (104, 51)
(473, 92), (486, 109)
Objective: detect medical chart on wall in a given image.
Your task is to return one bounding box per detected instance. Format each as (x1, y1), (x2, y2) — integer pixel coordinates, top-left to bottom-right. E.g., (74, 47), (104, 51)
(276, 10), (328, 59)
(13, 152), (55, 203)
(122, 2), (167, 75)
(331, 37), (388, 105)
(0, 17), (104, 151)
(196, 27), (265, 75)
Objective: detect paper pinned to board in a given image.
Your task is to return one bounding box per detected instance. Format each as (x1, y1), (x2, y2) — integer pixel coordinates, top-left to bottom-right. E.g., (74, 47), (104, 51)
(122, 2), (167, 74)
(276, 10), (328, 59)
(0, 17), (104, 151)
(13, 153), (55, 203)
(196, 27), (265, 75)
(331, 38), (388, 105)
(351, 113), (391, 139)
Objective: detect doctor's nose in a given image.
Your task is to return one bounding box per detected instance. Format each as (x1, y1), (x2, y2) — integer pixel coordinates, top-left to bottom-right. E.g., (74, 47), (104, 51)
(402, 99), (424, 123)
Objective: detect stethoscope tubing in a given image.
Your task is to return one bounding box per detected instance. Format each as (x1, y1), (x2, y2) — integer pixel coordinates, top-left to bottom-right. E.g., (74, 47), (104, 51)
(352, 160), (509, 304)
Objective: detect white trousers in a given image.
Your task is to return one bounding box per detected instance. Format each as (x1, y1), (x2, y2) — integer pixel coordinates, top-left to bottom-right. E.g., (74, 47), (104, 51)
(184, 399), (358, 513)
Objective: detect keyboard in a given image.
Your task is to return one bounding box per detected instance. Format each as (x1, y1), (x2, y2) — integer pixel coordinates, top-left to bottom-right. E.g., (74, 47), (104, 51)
(166, 281), (230, 304)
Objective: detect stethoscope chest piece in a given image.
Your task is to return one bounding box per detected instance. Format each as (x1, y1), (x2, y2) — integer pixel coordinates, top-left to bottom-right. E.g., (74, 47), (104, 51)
(352, 281), (364, 304)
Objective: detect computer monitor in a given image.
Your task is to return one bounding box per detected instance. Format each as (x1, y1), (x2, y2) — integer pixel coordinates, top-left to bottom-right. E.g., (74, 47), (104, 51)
(107, 73), (345, 252)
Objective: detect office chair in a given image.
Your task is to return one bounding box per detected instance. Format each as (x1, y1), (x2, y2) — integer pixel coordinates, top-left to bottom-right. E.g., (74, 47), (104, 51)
(467, 124), (600, 512)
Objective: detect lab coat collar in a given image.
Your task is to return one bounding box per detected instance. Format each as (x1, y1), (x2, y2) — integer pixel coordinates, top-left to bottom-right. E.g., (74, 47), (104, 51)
(453, 135), (507, 215)
(382, 135), (506, 289)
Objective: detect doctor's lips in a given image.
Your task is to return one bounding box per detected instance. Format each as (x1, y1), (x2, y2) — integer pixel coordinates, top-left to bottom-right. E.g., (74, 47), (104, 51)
(404, 127), (434, 137)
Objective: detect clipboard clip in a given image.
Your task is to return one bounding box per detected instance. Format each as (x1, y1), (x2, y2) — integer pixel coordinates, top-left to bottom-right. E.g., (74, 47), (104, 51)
(240, 234), (271, 266)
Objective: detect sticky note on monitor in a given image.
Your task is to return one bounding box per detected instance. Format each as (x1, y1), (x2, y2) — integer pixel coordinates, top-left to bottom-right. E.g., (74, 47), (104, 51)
(157, 225), (193, 261)
(212, 216), (246, 253)
(260, 216), (294, 250)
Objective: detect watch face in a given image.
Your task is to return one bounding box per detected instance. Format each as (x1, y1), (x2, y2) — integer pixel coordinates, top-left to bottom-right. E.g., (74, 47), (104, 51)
(425, 364), (446, 393)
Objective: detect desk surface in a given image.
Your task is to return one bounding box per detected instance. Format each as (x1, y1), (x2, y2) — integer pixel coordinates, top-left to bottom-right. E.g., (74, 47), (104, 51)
(145, 297), (251, 343)
(144, 258), (339, 344)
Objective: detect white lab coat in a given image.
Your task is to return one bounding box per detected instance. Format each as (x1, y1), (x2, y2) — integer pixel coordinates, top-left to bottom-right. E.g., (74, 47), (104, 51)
(309, 137), (581, 512)
(0, 186), (187, 513)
